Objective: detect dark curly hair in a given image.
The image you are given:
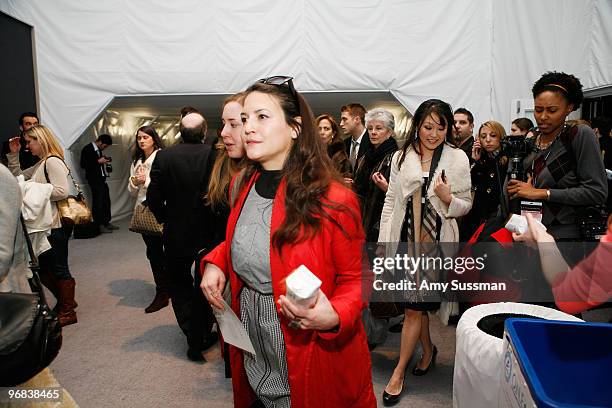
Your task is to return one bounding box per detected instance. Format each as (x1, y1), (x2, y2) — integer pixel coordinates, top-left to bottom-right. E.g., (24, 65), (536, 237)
(238, 81), (358, 251)
(532, 71), (583, 111)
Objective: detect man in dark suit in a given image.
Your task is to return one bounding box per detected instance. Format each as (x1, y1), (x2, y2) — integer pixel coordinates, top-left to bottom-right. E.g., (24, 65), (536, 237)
(453, 107), (475, 164)
(1, 112), (40, 168)
(147, 112), (216, 362)
(80, 134), (117, 232)
(340, 103), (372, 177)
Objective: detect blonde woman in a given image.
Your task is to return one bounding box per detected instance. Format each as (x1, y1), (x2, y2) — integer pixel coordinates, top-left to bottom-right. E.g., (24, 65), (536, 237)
(8, 124), (77, 326)
(460, 120), (508, 241)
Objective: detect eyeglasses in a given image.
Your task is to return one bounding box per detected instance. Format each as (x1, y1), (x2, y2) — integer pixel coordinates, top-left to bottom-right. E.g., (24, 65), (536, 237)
(258, 75), (297, 99)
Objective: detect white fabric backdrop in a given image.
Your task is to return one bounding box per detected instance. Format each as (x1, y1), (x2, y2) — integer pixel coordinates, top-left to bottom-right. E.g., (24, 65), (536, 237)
(1, 0), (611, 220)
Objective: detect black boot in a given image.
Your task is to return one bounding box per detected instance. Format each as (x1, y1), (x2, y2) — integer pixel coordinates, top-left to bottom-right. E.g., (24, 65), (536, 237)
(145, 291), (170, 313)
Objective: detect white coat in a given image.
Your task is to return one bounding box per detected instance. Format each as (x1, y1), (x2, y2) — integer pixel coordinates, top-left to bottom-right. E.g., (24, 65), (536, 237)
(378, 143), (472, 250)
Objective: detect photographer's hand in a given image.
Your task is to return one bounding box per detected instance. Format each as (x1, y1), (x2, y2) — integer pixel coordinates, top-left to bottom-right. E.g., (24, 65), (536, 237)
(507, 175), (548, 200)
(97, 156), (109, 164)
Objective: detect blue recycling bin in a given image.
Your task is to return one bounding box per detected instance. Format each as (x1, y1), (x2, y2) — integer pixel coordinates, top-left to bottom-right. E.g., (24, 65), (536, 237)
(502, 318), (612, 408)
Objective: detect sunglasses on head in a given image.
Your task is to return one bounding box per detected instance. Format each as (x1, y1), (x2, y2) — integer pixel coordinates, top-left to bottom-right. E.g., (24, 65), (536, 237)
(258, 75), (298, 99)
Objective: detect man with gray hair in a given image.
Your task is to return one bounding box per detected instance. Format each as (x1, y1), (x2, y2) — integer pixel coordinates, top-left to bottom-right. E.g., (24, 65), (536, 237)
(147, 111), (216, 362)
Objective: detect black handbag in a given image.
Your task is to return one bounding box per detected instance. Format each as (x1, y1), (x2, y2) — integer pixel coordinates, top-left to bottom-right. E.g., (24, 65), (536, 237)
(0, 217), (63, 386)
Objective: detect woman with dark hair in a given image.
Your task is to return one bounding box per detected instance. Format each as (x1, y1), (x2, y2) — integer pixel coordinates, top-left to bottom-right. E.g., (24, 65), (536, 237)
(378, 99), (472, 405)
(127, 125), (169, 313)
(316, 114), (352, 178)
(460, 120), (508, 241)
(200, 77), (376, 407)
(354, 108), (398, 243)
(507, 71), (607, 241)
(511, 117), (534, 136)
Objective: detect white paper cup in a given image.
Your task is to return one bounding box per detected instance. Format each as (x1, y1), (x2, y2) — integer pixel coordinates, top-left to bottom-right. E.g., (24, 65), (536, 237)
(286, 265), (322, 309)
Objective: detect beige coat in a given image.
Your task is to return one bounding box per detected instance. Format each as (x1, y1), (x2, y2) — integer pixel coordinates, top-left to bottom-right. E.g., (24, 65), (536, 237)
(378, 143), (472, 248)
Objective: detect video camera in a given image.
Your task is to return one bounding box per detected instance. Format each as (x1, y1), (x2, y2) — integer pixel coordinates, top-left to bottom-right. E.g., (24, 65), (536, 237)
(498, 135), (535, 215)
(103, 156), (113, 173)
(499, 136), (534, 183)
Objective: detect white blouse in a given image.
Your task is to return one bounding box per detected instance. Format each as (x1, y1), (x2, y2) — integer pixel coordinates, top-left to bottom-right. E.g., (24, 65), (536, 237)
(127, 149), (159, 206)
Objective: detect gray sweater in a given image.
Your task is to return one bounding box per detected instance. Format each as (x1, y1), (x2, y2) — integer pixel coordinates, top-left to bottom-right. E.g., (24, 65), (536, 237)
(524, 124), (607, 239)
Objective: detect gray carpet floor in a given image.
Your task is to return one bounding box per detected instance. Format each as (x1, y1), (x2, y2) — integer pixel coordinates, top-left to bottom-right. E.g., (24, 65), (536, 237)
(49, 218), (457, 407)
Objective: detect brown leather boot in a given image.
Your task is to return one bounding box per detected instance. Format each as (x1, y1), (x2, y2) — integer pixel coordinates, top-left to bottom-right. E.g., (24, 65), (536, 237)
(57, 278), (78, 326)
(145, 291), (170, 314)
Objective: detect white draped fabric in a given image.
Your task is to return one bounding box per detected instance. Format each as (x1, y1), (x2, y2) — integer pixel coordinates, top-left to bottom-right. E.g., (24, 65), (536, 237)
(1, 0), (611, 220)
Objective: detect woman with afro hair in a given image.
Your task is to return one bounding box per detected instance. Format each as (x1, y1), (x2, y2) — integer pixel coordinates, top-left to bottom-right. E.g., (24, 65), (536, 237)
(507, 71), (607, 241)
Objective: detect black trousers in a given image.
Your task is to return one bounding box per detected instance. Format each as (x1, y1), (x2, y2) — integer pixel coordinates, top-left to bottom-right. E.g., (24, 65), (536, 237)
(89, 180), (111, 226)
(38, 225), (73, 280)
(142, 234), (170, 293)
(165, 254), (214, 349)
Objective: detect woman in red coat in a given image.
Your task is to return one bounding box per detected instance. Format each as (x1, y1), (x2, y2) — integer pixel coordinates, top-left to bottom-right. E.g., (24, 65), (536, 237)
(200, 77), (376, 408)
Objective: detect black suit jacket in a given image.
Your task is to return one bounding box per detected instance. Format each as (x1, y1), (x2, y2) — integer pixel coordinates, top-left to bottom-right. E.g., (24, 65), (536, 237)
(343, 130), (372, 173)
(80, 143), (105, 184)
(147, 143), (213, 258)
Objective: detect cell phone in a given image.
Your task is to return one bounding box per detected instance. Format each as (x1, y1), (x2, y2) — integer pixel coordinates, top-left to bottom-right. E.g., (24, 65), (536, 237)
(441, 169), (446, 182)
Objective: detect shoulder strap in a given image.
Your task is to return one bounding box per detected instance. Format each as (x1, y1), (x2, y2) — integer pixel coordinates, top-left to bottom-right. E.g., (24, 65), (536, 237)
(558, 124), (577, 166)
(19, 215), (49, 304)
(43, 155), (67, 182)
(43, 155), (83, 196)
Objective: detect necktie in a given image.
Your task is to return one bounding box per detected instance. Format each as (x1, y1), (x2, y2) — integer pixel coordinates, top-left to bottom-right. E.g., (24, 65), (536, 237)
(350, 139), (359, 169)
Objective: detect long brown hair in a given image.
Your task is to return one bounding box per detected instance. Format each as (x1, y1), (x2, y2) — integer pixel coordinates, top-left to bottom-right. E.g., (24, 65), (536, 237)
(237, 81), (357, 251)
(206, 93), (246, 210)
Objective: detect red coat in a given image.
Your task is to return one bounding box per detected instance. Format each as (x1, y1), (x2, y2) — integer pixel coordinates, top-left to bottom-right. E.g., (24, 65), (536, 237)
(203, 173), (376, 408)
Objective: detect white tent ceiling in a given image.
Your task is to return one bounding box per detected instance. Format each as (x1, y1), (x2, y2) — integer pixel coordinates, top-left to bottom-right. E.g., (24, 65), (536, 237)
(1, 0), (611, 220)
(3, 0), (611, 145)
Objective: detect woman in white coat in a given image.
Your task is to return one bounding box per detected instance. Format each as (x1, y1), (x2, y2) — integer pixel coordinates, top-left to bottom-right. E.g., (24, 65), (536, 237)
(378, 99), (472, 405)
(128, 126), (169, 313)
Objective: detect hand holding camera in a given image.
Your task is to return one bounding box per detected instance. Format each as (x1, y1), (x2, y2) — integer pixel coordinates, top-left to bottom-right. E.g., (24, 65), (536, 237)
(507, 174), (546, 201)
